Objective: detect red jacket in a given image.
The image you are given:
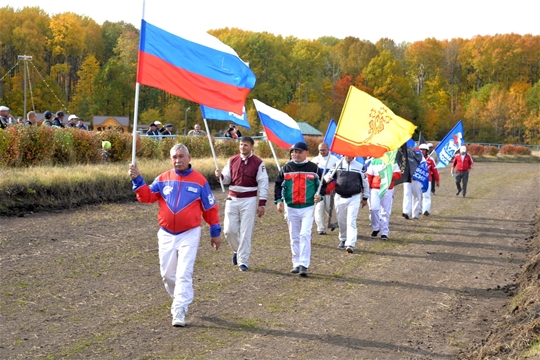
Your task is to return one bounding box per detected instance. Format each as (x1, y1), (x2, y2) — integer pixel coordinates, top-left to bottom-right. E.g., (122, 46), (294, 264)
(452, 154), (473, 172)
(132, 167), (221, 236)
(425, 156), (440, 182)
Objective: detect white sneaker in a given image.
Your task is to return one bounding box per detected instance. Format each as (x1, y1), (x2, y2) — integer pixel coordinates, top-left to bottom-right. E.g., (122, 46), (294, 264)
(172, 309), (185, 327)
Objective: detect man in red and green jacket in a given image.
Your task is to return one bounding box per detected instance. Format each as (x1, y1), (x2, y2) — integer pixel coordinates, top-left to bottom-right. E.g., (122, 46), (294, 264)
(275, 142), (326, 277)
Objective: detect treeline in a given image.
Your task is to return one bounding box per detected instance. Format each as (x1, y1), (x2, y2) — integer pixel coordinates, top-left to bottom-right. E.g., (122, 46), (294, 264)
(1, 6), (540, 144)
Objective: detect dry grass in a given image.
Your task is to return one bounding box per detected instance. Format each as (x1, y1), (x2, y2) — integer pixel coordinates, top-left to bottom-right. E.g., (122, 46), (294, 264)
(0, 157), (285, 216)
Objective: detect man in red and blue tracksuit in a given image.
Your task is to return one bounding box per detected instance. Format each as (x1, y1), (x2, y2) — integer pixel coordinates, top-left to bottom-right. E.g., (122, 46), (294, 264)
(129, 144), (221, 327)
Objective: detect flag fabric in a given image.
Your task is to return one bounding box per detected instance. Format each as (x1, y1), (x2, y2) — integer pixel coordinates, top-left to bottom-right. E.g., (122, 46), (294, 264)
(376, 150), (398, 198)
(433, 120), (465, 168)
(418, 132), (427, 146)
(200, 105), (250, 129)
(323, 119), (338, 154)
(330, 86), (417, 158)
(137, 17), (256, 114)
(395, 139), (423, 186)
(253, 99), (304, 149)
(323, 119), (364, 164)
(412, 157), (430, 192)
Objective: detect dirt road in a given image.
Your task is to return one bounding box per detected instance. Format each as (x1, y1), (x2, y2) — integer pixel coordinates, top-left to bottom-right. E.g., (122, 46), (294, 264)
(1, 162), (539, 359)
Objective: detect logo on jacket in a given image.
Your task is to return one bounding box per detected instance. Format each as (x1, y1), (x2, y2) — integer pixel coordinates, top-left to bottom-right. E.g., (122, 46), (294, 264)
(208, 194), (215, 205)
(163, 185), (173, 195)
(187, 186), (198, 193)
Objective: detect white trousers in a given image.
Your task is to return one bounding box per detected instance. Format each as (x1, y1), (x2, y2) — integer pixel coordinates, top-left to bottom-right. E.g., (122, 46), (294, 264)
(335, 194), (360, 248)
(286, 206), (314, 268)
(403, 181), (422, 218)
(224, 196), (257, 266)
(314, 193), (333, 232)
(370, 189), (394, 236)
(422, 182), (432, 213)
(158, 227), (201, 315)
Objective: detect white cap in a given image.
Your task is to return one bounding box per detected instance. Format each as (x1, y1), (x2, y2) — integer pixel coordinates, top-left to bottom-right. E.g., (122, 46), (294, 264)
(460, 145), (467, 153)
(68, 114), (79, 121)
(427, 143), (433, 148)
(154, 121), (162, 125)
(0, 106), (9, 111)
(419, 143), (429, 150)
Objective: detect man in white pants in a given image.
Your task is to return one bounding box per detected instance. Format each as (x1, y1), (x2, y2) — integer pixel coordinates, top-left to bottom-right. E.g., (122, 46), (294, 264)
(275, 142), (325, 277)
(325, 156), (369, 253)
(215, 136), (268, 271)
(419, 143), (440, 216)
(367, 158), (402, 240)
(311, 142), (340, 234)
(129, 144), (221, 327)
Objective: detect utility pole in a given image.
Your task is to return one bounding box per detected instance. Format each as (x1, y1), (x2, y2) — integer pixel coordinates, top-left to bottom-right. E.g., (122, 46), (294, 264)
(18, 55), (33, 117)
(184, 107), (191, 135)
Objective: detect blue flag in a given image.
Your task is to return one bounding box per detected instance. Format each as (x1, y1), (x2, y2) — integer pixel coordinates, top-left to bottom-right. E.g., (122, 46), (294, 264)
(412, 157), (430, 193)
(433, 120), (465, 168)
(200, 105), (251, 129)
(323, 119), (364, 165)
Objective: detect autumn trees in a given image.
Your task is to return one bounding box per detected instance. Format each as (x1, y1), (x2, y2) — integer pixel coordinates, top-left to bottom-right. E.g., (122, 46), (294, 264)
(0, 6), (539, 144)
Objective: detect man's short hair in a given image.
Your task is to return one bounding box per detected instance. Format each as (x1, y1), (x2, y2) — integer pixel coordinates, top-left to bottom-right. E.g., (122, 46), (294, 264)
(170, 144), (189, 156)
(240, 136), (254, 146)
(27, 111), (36, 119)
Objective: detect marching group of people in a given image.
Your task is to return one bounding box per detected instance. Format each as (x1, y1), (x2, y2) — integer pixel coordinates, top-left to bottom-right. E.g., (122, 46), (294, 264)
(0, 105), (87, 130)
(128, 137), (473, 327)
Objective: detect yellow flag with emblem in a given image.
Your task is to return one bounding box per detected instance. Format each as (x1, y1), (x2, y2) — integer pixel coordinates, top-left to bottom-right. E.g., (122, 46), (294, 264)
(330, 86), (416, 158)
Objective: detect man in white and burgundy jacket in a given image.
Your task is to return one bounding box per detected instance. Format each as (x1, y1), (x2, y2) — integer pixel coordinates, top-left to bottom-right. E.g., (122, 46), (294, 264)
(215, 136), (269, 272)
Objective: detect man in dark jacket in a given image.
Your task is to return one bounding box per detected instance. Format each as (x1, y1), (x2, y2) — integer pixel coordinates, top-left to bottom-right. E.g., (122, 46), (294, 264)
(325, 156), (369, 252)
(52, 111), (65, 128)
(275, 141), (326, 277)
(147, 123), (161, 138)
(42, 111), (54, 127)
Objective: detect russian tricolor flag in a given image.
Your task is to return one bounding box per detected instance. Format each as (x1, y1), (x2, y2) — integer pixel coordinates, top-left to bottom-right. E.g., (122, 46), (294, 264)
(200, 105), (250, 129)
(253, 99), (305, 149)
(137, 14), (256, 114)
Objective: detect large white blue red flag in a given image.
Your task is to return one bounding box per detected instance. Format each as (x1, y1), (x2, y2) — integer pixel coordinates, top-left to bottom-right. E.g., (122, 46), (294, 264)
(253, 99), (304, 149)
(200, 105), (250, 129)
(433, 120), (465, 168)
(137, 10), (256, 114)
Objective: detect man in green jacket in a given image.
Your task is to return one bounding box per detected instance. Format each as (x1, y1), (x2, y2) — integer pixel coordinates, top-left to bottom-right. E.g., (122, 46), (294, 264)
(275, 142), (326, 277)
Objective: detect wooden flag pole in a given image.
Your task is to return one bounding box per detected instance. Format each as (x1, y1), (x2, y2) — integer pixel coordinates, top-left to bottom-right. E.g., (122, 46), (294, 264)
(203, 117), (225, 193)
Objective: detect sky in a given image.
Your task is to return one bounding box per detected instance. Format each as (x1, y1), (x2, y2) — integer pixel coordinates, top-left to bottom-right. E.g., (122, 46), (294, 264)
(1, 0), (538, 44)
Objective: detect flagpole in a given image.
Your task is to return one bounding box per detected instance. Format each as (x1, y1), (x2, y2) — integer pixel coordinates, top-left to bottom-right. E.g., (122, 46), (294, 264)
(203, 117), (225, 193)
(131, 0), (146, 165)
(267, 137), (281, 171)
(131, 83), (141, 165)
(315, 156), (330, 196)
